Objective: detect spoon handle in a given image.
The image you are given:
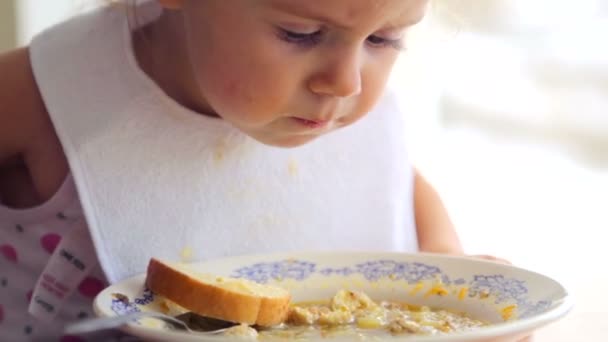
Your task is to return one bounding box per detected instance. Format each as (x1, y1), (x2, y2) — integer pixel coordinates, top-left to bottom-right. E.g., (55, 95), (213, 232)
(64, 311), (179, 335)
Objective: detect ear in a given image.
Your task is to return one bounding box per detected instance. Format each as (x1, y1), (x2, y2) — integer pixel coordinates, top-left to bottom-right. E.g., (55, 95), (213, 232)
(158, 0), (184, 10)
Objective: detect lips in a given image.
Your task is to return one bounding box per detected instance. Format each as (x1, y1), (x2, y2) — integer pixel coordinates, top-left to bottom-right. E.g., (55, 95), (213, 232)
(292, 117), (329, 129)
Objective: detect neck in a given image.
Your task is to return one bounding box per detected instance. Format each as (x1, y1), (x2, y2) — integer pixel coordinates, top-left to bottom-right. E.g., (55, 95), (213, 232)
(133, 10), (217, 116)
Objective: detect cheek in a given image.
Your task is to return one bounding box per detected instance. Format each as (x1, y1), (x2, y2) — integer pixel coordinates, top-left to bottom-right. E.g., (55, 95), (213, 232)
(196, 50), (295, 120)
(193, 51), (255, 113)
(218, 72), (252, 106)
(183, 11), (299, 121)
(355, 60), (396, 115)
(203, 63), (279, 117)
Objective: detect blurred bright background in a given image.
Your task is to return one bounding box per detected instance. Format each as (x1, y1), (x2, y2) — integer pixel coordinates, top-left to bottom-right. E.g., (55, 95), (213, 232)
(1, 1), (607, 340)
(391, 1), (608, 340)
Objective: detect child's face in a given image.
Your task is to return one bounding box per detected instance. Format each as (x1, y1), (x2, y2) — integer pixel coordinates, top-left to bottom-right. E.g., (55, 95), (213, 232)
(175, 0), (427, 147)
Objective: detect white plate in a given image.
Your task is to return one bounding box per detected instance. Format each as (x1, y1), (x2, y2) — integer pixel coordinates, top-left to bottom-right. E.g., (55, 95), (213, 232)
(94, 251), (572, 341)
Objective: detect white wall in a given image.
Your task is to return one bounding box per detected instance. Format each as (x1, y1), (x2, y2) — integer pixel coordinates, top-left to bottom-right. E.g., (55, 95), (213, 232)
(0, 1), (17, 52)
(15, 0), (98, 45)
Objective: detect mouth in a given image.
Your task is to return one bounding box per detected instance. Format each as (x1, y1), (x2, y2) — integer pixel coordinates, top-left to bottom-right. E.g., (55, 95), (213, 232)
(291, 117), (330, 129)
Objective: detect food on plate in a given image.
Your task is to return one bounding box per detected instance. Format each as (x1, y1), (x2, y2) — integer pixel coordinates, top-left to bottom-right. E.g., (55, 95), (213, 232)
(145, 259), (487, 339)
(278, 289), (487, 338)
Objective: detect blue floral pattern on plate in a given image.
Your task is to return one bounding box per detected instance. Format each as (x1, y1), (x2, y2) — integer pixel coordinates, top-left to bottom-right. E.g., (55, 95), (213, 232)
(230, 259), (550, 319)
(230, 259), (316, 283)
(110, 288), (154, 320)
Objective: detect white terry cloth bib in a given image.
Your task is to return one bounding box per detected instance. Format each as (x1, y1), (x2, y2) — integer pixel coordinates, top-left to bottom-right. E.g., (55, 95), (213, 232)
(29, 1), (418, 283)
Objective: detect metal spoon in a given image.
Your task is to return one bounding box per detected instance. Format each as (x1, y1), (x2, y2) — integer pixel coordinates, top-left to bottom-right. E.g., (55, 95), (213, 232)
(64, 311), (232, 336)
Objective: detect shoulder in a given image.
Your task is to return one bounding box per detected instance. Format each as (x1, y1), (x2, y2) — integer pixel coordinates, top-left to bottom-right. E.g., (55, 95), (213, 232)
(0, 47), (45, 156)
(0, 47), (68, 200)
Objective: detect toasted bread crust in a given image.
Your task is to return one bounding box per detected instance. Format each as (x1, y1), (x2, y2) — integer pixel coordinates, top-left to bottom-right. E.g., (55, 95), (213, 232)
(146, 258), (290, 326)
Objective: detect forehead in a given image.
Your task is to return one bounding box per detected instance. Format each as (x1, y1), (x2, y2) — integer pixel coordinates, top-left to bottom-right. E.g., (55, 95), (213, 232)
(260, 0), (429, 29)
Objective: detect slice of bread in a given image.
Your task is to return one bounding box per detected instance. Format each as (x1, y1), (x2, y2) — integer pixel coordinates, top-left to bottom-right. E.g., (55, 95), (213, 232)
(145, 258), (291, 326)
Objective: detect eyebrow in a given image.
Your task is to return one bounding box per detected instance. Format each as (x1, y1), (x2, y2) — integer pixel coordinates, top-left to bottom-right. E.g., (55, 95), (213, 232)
(264, 0), (425, 30)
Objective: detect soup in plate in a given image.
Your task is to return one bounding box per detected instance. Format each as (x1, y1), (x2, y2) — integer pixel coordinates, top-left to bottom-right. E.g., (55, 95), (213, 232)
(175, 289), (487, 340)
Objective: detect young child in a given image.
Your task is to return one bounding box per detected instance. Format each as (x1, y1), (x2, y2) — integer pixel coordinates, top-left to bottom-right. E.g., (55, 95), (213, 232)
(0, 0), (494, 340)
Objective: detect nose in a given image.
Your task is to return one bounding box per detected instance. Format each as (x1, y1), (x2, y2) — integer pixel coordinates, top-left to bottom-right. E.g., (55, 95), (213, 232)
(308, 46), (362, 98)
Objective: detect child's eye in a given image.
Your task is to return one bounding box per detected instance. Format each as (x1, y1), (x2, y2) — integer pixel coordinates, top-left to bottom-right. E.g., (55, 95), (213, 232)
(278, 28), (323, 46)
(366, 35), (404, 51)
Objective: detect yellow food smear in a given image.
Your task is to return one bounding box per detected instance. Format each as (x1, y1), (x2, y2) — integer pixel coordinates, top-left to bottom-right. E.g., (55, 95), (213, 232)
(458, 287), (468, 300)
(501, 304), (517, 321)
(409, 282), (424, 295)
(287, 159), (299, 176)
(179, 246), (193, 262)
(213, 139), (227, 162)
(425, 284), (449, 298)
